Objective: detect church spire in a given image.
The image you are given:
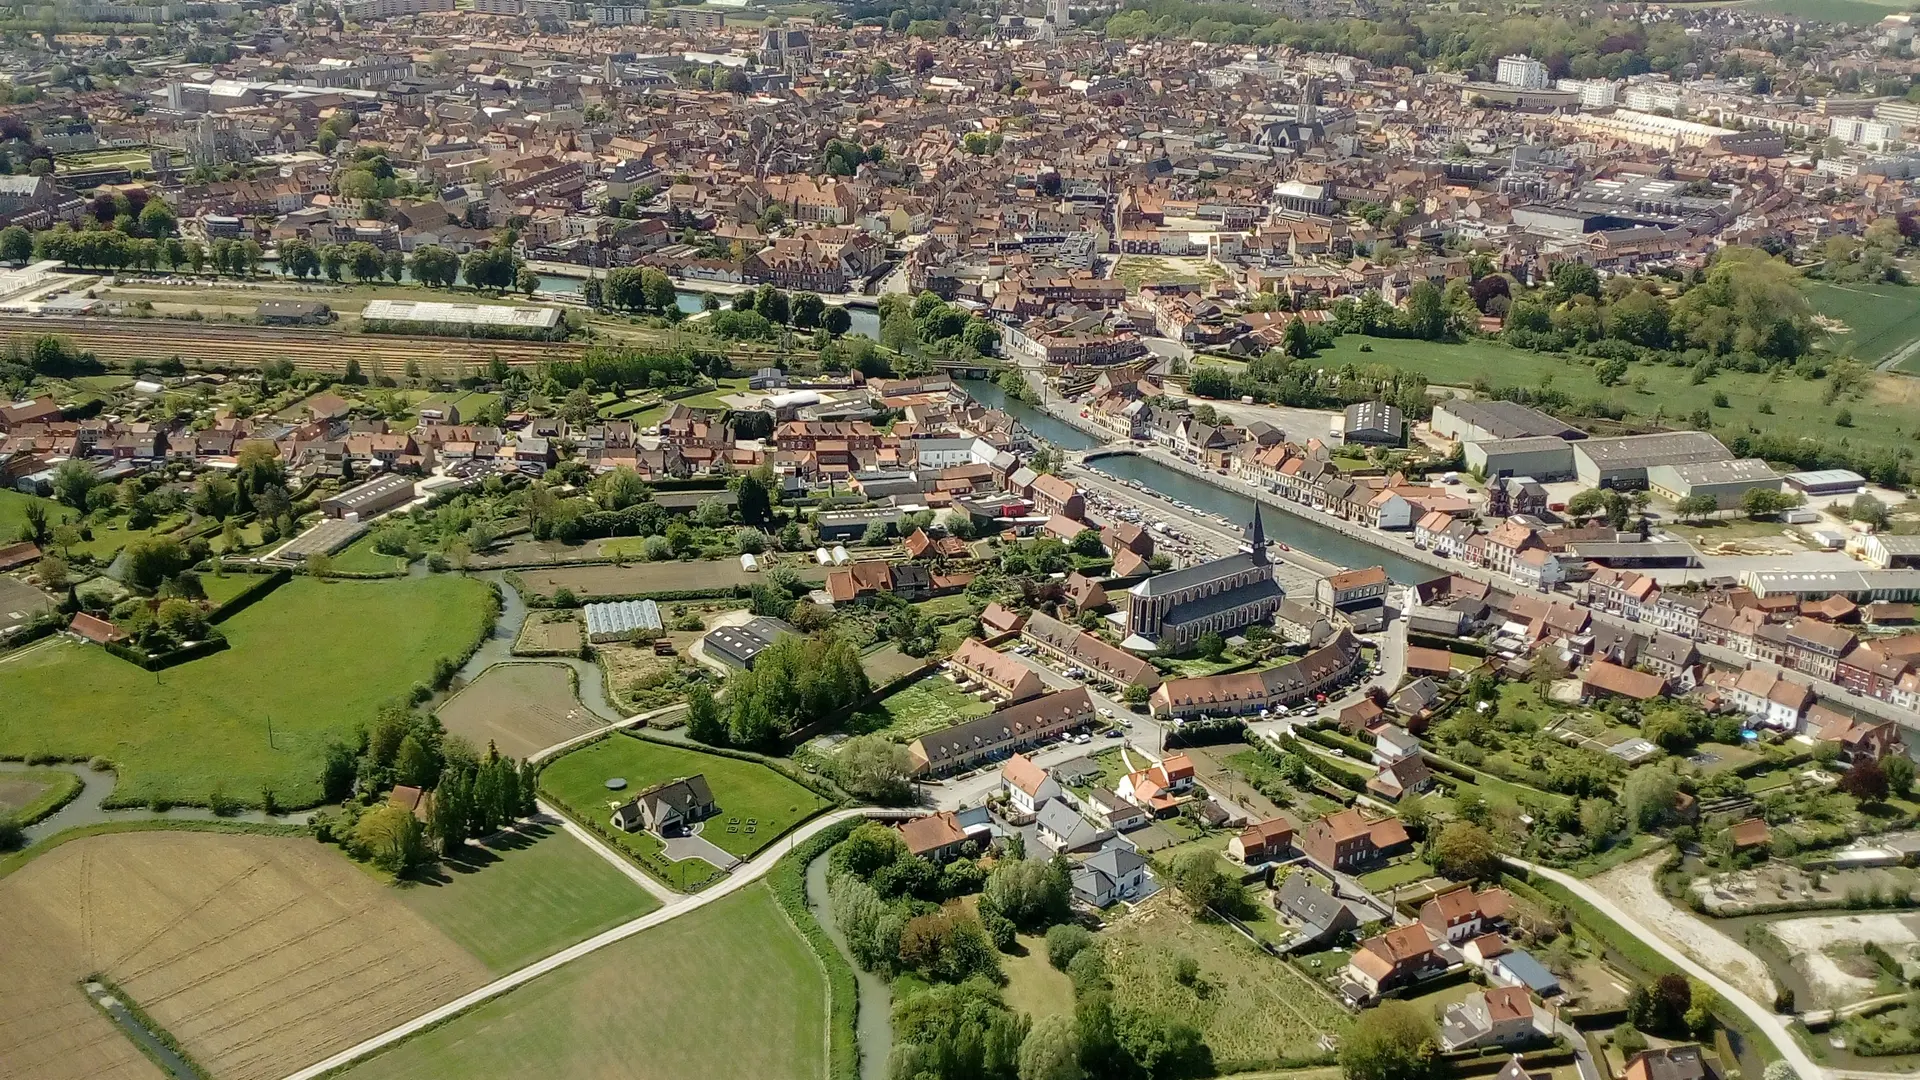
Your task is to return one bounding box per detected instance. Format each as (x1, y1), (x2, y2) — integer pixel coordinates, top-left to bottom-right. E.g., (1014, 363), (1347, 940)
(1249, 503), (1269, 564)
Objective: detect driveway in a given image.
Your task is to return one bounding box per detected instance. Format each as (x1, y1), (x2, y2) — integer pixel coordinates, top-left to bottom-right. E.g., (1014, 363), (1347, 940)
(663, 825), (740, 870)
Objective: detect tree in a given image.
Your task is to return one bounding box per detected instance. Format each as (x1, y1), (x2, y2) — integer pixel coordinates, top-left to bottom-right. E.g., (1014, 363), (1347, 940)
(1838, 758), (1889, 804)
(122, 536), (189, 592)
(1551, 261), (1601, 301)
(1430, 821), (1499, 880)
(1020, 1014), (1085, 1080)
(51, 459), (98, 510)
(1339, 1001), (1439, 1080)
(1624, 764), (1681, 831)
(1675, 493), (1721, 523)
(1046, 924), (1096, 970)
(983, 857), (1074, 931)
(352, 803), (432, 875)
(1625, 974), (1693, 1036)
(1167, 847), (1230, 912)
(1884, 754), (1914, 799)
(834, 734), (913, 803)
(1741, 488), (1796, 520)
(1851, 494), (1891, 531)
(0, 224), (31, 264)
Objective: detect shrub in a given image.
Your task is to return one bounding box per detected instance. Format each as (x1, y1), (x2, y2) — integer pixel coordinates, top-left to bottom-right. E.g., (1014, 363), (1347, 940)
(1046, 923), (1095, 970)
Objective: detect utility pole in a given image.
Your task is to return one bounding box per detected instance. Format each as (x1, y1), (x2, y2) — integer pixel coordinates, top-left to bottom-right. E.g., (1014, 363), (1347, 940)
(266, 714), (275, 750)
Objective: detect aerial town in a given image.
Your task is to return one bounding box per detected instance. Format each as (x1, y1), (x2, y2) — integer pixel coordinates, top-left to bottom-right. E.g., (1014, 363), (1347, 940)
(4, 1), (1920, 1080)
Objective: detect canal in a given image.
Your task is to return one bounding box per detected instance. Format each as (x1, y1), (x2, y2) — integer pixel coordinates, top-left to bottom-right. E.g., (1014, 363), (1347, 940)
(957, 377), (1104, 451)
(959, 378), (1430, 581)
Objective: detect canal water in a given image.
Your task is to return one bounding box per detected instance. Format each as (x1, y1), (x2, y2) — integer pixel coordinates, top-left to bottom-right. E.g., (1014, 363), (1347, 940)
(958, 377), (1103, 451)
(959, 379), (1430, 580)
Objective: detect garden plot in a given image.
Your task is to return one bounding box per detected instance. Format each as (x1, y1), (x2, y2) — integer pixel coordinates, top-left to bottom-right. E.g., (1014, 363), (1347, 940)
(437, 663), (602, 760)
(1765, 912), (1920, 1008)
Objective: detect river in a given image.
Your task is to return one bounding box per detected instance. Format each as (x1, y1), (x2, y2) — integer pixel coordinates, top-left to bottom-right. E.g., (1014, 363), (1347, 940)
(957, 378), (1430, 581)
(806, 850), (893, 1080)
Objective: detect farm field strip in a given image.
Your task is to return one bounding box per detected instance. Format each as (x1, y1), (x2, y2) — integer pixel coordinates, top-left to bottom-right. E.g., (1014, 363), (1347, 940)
(0, 832), (492, 1080)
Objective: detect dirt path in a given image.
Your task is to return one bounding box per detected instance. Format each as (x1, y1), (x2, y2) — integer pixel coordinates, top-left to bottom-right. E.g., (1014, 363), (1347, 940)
(1592, 853), (1778, 1003)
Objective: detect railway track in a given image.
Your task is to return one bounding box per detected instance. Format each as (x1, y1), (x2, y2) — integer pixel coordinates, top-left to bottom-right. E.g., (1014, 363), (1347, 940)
(0, 314), (592, 374)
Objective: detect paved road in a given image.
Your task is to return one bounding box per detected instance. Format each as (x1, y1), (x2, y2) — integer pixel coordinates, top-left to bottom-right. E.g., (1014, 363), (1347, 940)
(1504, 856), (1825, 1080)
(279, 805), (908, 1080)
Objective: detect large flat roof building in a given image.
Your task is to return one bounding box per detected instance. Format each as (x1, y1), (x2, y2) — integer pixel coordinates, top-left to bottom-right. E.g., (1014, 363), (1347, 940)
(1465, 436), (1575, 481)
(1740, 568), (1920, 603)
(1646, 458), (1781, 510)
(1572, 431), (1729, 488)
(1432, 400), (1585, 444)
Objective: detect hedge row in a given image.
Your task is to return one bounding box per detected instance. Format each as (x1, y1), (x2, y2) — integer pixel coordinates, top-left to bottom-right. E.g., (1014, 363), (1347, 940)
(768, 817), (862, 1080)
(103, 633), (230, 671)
(206, 569), (290, 624)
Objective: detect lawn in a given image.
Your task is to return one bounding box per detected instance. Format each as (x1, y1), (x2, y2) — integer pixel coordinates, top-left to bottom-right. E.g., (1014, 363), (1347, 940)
(66, 509), (190, 560)
(400, 822), (659, 973)
(1102, 897), (1348, 1072)
(1002, 934), (1077, 1020)
(671, 377), (750, 411)
(849, 672), (994, 742)
(1357, 859), (1437, 892)
(334, 883), (828, 1080)
(540, 734), (829, 864)
(0, 489), (73, 543)
(197, 569), (268, 608)
(331, 531), (409, 574)
(1276, 332), (1920, 457)
(0, 575), (496, 808)
(1804, 280), (1920, 368)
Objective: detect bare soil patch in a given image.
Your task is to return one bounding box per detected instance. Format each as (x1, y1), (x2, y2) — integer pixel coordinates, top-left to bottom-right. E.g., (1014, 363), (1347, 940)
(0, 831), (490, 1080)
(1765, 911), (1920, 1009)
(513, 611), (583, 657)
(513, 559), (824, 599)
(1593, 853), (1777, 1002)
(438, 663), (602, 760)
(0, 775), (52, 814)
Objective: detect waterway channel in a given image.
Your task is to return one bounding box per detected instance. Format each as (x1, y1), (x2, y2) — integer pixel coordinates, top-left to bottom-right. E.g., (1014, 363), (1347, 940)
(958, 378), (1431, 581)
(806, 849), (893, 1080)
(460, 571), (625, 724)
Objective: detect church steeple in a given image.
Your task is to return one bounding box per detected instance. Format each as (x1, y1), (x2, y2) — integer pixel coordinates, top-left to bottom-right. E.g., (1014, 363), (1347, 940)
(1249, 504), (1269, 564)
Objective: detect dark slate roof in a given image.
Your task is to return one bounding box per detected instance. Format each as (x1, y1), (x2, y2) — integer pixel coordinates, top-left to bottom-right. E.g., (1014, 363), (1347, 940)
(1131, 551), (1266, 599)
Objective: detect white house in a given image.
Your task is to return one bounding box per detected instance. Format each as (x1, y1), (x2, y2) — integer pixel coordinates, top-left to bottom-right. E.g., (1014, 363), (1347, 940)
(1373, 726), (1421, 765)
(1001, 753), (1062, 816)
(1071, 845), (1150, 907)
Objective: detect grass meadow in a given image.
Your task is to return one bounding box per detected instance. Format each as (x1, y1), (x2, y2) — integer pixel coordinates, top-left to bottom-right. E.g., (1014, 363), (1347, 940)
(1269, 331), (1920, 457)
(401, 823), (659, 973)
(540, 734), (830, 862)
(0, 575), (495, 808)
(334, 883), (830, 1080)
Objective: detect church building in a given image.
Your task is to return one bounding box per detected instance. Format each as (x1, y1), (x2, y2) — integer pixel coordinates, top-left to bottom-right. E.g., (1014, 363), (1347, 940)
(1122, 507), (1286, 651)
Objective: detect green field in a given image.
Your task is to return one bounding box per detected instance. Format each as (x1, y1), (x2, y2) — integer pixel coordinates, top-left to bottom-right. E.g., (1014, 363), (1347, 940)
(1103, 900), (1348, 1071)
(335, 883), (828, 1080)
(540, 735), (830, 864)
(1751, 0), (1907, 22)
(1274, 333), (1920, 456)
(0, 575), (495, 807)
(331, 531), (410, 574)
(0, 489), (74, 545)
(197, 569), (267, 607)
(401, 823), (658, 973)
(848, 672), (993, 742)
(1804, 280), (1920, 369)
